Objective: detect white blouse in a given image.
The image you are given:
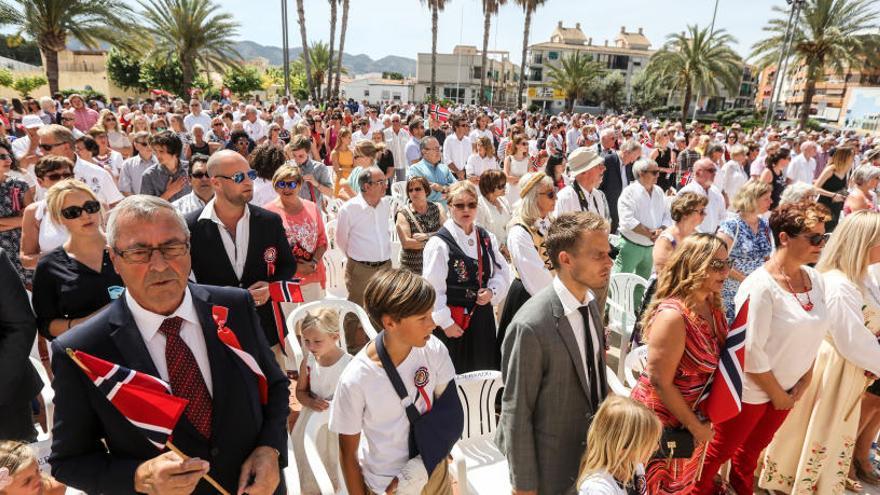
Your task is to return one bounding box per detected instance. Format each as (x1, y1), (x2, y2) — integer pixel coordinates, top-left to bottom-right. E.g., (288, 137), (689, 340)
(423, 219), (511, 329)
(820, 270), (880, 377)
(465, 154), (499, 178)
(507, 219), (553, 296)
(476, 195), (512, 246)
(739, 266), (828, 404)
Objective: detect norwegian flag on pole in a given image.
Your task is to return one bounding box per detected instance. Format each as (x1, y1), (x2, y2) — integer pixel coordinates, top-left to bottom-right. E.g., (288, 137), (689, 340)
(67, 349), (188, 449)
(268, 280), (304, 353)
(701, 298), (748, 424)
(430, 104), (449, 122)
(212, 306), (268, 405)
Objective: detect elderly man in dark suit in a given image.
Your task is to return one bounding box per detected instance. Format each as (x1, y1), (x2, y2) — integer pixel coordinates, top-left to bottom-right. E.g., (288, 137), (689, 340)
(496, 212), (613, 495)
(0, 247), (41, 441)
(49, 195), (289, 495)
(599, 139), (641, 233)
(186, 150), (297, 369)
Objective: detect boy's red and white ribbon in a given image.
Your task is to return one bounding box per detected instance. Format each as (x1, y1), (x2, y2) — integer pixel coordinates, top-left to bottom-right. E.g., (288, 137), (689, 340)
(212, 305), (268, 405)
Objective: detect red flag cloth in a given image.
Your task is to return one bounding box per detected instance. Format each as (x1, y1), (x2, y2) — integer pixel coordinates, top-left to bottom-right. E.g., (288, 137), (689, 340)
(71, 350), (188, 449)
(212, 306), (268, 405)
(268, 280), (305, 353)
(703, 298), (748, 424)
(430, 104), (450, 122)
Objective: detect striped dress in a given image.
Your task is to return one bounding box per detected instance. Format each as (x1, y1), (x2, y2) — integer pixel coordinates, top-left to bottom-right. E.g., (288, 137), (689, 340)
(630, 298), (727, 495)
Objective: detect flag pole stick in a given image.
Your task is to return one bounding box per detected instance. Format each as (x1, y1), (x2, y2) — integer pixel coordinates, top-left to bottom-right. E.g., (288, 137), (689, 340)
(695, 443), (710, 481)
(166, 442), (231, 495)
(65, 348), (88, 372)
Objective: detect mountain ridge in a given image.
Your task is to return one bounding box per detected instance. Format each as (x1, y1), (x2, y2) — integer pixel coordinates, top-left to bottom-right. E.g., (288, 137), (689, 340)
(233, 40), (416, 76)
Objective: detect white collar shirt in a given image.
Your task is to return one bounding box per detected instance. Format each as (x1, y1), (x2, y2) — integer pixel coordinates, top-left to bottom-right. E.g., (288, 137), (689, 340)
(617, 182), (672, 245)
(552, 277), (599, 389)
(678, 181), (726, 233)
(243, 119), (267, 142)
(126, 287), (213, 394)
(555, 183), (609, 220)
(785, 154), (816, 185)
(442, 133), (472, 172)
(717, 160), (749, 210)
(335, 195), (391, 262)
(197, 198), (250, 280)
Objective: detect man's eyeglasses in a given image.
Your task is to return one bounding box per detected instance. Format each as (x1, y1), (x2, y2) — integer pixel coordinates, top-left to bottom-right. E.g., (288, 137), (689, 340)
(61, 200), (101, 220)
(367, 178), (388, 186)
(113, 241), (190, 264)
(274, 180), (300, 189)
(61, 117), (75, 122)
(645, 169), (661, 176)
(708, 258), (734, 272)
(0, 153), (10, 161)
(450, 201), (478, 210)
(44, 171), (74, 181)
(703, 168), (718, 175)
(39, 142), (65, 152)
(215, 170), (257, 183)
(797, 232), (831, 246)
(495, 185), (506, 192)
(134, 140), (148, 146)
(190, 171), (209, 180)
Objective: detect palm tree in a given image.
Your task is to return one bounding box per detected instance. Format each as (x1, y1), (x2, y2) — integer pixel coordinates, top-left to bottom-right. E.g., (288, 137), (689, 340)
(546, 51), (603, 112)
(295, 0), (315, 101)
(332, 0), (349, 99)
(326, 0), (337, 102)
(420, 0), (448, 102)
(0, 0), (137, 94)
(479, 0), (506, 106)
(514, 0), (547, 109)
(645, 24), (742, 122)
(139, 0), (241, 95)
(751, 0), (879, 129)
(301, 40), (346, 101)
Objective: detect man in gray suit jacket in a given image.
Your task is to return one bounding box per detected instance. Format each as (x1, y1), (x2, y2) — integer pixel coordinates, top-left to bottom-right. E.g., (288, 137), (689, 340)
(496, 212), (613, 495)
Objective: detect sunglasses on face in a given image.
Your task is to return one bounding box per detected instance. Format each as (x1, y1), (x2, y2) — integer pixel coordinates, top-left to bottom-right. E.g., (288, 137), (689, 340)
(539, 190), (556, 199)
(113, 241), (189, 264)
(708, 258), (734, 272)
(61, 200), (101, 220)
(39, 142), (65, 152)
(44, 171), (73, 181)
(797, 232), (831, 246)
(190, 171), (209, 179)
(451, 201), (478, 210)
(274, 180), (300, 189)
(407, 187), (424, 193)
(495, 185), (506, 191)
(215, 169), (257, 183)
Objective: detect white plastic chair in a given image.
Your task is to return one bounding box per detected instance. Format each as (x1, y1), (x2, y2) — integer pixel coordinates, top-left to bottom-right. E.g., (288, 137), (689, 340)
(301, 409), (346, 495)
(324, 218), (338, 250)
(624, 345), (649, 389)
(322, 248), (348, 299)
(286, 299), (378, 356)
(390, 240), (402, 269)
(606, 273), (649, 378)
(30, 356), (54, 440)
(391, 180), (407, 202)
(450, 370), (510, 495)
(282, 442), (301, 495)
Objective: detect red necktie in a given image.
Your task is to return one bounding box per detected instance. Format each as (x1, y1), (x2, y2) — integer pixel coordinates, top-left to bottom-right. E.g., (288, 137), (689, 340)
(159, 316), (213, 439)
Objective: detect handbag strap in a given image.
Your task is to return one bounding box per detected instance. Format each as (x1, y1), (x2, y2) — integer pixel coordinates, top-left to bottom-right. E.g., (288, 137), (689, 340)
(402, 205), (427, 235)
(375, 331), (421, 424)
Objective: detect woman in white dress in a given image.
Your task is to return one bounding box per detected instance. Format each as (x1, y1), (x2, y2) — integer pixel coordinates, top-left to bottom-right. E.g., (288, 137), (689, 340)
(465, 136), (499, 183)
(19, 156), (71, 271)
(504, 134), (531, 204)
(476, 169), (512, 260)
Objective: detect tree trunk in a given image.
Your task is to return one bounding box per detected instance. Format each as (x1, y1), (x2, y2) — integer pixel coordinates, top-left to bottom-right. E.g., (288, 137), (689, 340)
(517, 6), (532, 110)
(42, 47), (59, 95)
(430, 0), (439, 103)
(327, 0), (337, 103)
(296, 0), (315, 102)
(333, 0), (349, 99)
(479, 4), (491, 106)
(681, 82), (692, 123)
(799, 65), (819, 130)
(181, 55), (194, 97)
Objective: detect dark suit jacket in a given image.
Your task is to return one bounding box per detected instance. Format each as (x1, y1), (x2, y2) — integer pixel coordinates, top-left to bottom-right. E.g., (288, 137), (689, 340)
(496, 285), (608, 495)
(0, 248), (41, 409)
(599, 152), (635, 232)
(48, 284), (290, 495)
(186, 204), (297, 346)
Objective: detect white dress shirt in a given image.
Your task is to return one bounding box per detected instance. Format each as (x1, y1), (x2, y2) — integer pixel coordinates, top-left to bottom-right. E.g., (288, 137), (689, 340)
(126, 288), (213, 394)
(555, 183), (610, 220)
(335, 195), (392, 262)
(243, 118), (267, 142)
(678, 182), (727, 233)
(442, 133), (472, 173)
(617, 182), (672, 245)
(384, 128), (410, 171)
(786, 153), (817, 185)
(552, 276), (600, 388)
(717, 160), (749, 210)
(197, 198), (250, 280)
(465, 154), (498, 178)
(423, 219), (511, 329)
(507, 220), (554, 296)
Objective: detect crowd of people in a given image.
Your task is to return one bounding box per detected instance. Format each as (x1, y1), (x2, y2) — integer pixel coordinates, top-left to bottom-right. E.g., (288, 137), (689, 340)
(2, 90), (880, 495)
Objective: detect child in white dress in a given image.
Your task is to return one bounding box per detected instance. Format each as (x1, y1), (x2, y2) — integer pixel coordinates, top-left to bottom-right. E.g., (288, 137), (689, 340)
(577, 396), (662, 495)
(292, 308), (353, 494)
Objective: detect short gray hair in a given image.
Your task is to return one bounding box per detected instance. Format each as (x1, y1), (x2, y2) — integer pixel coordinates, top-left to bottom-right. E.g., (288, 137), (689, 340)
(779, 182), (815, 206)
(619, 139), (642, 155)
(357, 166), (383, 189)
(852, 164), (880, 186)
(106, 195), (189, 248)
(632, 158), (657, 178)
(419, 136), (438, 153)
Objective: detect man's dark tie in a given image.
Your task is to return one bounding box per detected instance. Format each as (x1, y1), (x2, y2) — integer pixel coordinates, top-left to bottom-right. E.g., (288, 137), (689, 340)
(577, 306), (601, 407)
(159, 316), (212, 439)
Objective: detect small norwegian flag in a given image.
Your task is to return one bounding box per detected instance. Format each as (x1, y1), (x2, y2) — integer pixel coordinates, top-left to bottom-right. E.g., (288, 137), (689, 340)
(268, 280), (304, 353)
(430, 104), (449, 122)
(68, 349), (188, 449)
(212, 306), (268, 405)
(701, 298), (748, 424)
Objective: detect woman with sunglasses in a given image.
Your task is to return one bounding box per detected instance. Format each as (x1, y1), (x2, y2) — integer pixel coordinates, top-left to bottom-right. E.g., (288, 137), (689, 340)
(19, 156), (73, 270)
(423, 180), (510, 372)
(98, 109), (131, 158)
(695, 201), (831, 495)
(264, 163), (327, 303)
(31, 179), (123, 339)
(760, 211), (880, 494)
(503, 134), (530, 203)
(630, 234), (731, 495)
(395, 176), (445, 274)
(0, 140), (32, 285)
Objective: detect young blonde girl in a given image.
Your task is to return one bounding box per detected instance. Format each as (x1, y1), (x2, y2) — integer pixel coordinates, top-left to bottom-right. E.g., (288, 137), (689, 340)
(292, 308), (353, 494)
(331, 127), (354, 196)
(577, 396), (662, 495)
(0, 441), (65, 495)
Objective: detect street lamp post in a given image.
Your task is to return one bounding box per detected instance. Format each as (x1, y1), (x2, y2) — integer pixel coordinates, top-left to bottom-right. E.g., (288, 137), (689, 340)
(764, 0), (805, 127)
(281, 0), (291, 97)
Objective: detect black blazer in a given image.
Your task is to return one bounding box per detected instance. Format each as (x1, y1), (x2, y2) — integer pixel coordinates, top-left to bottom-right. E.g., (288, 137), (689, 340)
(0, 248), (41, 409)
(48, 284), (290, 495)
(186, 204), (297, 346)
(599, 152), (635, 232)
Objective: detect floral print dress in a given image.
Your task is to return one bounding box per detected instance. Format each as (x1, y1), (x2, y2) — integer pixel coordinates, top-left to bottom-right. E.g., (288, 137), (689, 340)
(0, 176), (29, 285)
(718, 216), (773, 323)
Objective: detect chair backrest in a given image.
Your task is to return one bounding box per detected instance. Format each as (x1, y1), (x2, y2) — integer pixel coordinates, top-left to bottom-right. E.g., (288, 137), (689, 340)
(322, 248), (348, 299)
(454, 370), (503, 442)
(624, 345), (649, 389)
(286, 299), (378, 354)
(30, 356), (54, 438)
(324, 219), (338, 250)
(301, 410), (339, 495)
(608, 273), (649, 319)
(391, 180), (408, 202)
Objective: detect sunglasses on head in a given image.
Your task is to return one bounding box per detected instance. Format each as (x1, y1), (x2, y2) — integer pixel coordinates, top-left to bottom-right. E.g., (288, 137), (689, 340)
(44, 171), (74, 181)
(797, 232), (831, 246)
(215, 169), (257, 183)
(708, 258), (734, 272)
(274, 179), (299, 189)
(61, 200), (101, 220)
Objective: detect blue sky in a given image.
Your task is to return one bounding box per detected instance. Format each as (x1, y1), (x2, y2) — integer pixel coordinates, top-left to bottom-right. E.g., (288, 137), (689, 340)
(169, 0), (783, 61)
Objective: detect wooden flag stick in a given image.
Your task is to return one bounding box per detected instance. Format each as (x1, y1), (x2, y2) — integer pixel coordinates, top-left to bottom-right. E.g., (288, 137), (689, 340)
(695, 442), (710, 481)
(166, 441), (231, 495)
(65, 348), (88, 373)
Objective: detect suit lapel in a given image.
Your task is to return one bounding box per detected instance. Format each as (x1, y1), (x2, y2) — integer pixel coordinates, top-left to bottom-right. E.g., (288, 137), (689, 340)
(550, 293), (591, 399)
(242, 205), (266, 283)
(108, 299), (160, 378)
